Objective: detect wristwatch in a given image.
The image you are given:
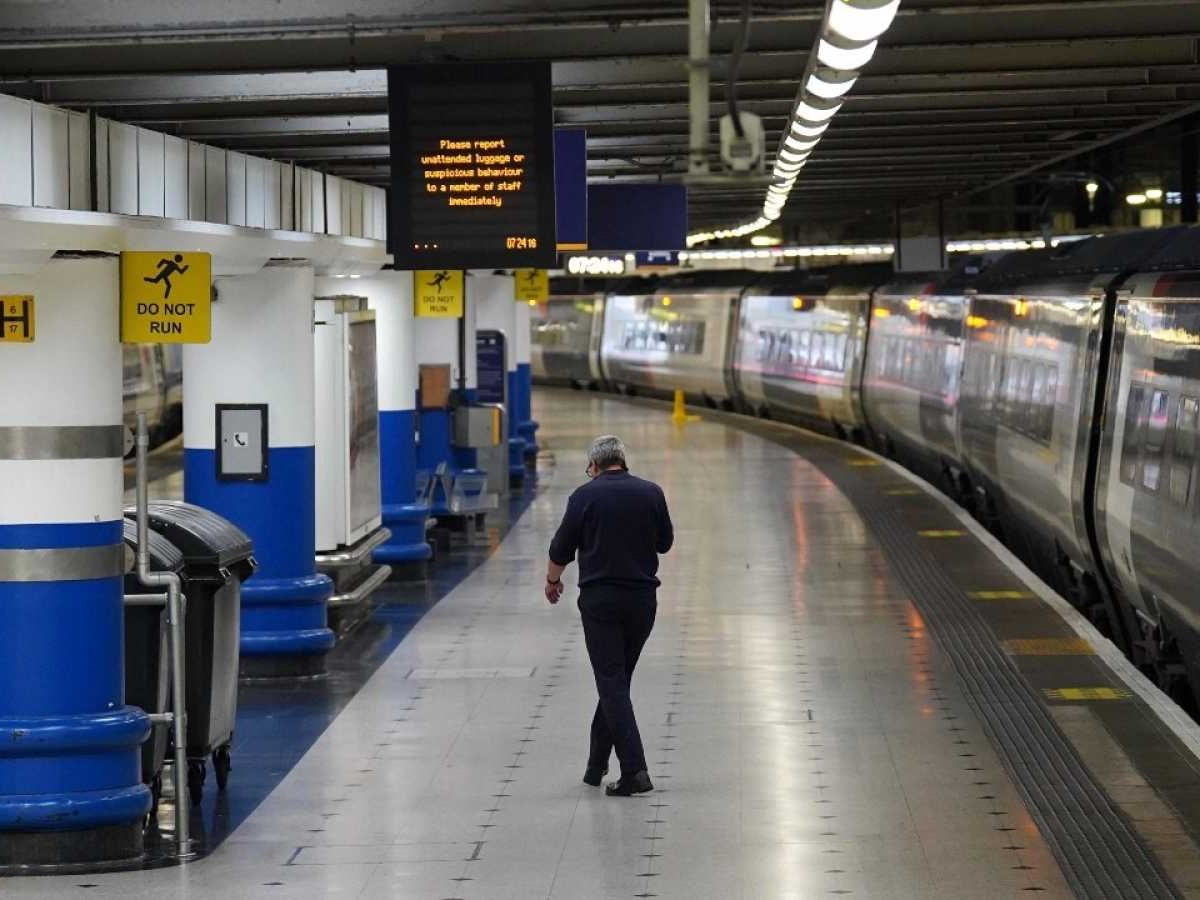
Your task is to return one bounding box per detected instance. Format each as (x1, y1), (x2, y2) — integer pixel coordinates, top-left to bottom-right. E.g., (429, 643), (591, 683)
(546, 576), (561, 585)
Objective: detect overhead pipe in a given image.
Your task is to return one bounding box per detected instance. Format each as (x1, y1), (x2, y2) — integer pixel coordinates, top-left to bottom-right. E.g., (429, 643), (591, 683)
(687, 0), (711, 175)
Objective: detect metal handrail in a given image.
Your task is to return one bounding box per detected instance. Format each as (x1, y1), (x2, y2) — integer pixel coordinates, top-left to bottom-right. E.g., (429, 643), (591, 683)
(315, 527), (392, 568)
(328, 564), (393, 609)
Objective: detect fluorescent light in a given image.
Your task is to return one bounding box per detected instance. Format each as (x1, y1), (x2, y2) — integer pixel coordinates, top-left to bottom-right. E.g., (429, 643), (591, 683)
(827, 0), (901, 43)
(790, 120), (831, 139)
(777, 148), (811, 164)
(806, 71), (858, 100)
(1146, 188), (1164, 201)
(1126, 193), (1147, 206)
(751, 235), (781, 247)
(794, 100), (843, 124)
(816, 38), (877, 71)
(783, 134), (821, 153)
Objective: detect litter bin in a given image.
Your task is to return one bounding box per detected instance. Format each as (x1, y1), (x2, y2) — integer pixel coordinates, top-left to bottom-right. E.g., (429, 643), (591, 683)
(129, 501), (256, 805)
(121, 519), (184, 813)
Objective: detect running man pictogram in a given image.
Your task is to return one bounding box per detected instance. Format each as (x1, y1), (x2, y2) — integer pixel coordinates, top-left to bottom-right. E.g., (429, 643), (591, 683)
(427, 270), (452, 293)
(144, 254), (190, 299)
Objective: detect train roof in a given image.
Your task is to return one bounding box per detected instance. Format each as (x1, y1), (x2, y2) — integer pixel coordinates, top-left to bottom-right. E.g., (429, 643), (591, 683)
(973, 228), (1186, 291)
(1133, 225), (1200, 272)
(748, 262), (895, 296)
(655, 269), (761, 292)
(876, 255), (991, 297)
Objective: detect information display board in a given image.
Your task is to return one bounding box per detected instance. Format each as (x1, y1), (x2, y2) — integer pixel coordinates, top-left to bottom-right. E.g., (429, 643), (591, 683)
(388, 62), (557, 270)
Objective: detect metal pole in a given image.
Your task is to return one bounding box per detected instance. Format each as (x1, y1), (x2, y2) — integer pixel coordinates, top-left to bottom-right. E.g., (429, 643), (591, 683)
(688, 0), (711, 175)
(134, 412), (192, 858)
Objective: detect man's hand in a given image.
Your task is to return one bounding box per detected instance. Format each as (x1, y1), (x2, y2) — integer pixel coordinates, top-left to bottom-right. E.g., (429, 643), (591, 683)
(545, 578), (564, 605)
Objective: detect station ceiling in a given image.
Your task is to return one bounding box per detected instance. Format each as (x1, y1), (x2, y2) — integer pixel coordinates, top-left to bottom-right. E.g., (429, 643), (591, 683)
(0, 0), (1198, 234)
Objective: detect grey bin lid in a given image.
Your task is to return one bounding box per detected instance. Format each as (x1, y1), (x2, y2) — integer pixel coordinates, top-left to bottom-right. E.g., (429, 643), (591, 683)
(124, 501), (256, 579)
(121, 518), (184, 573)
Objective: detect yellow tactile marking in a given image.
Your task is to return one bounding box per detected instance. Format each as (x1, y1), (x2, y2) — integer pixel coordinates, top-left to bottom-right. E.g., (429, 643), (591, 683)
(847, 458), (881, 467)
(885, 488), (921, 496)
(919, 529), (966, 538)
(970, 589), (1036, 601)
(1004, 637), (1094, 656)
(1043, 687), (1131, 702)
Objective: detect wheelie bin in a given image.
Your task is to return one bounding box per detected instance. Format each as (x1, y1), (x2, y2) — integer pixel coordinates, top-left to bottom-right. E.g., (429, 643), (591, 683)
(128, 501), (256, 806)
(121, 519), (185, 813)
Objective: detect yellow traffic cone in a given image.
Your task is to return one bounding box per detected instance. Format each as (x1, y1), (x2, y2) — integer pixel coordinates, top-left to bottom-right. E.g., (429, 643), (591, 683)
(672, 389), (687, 424)
(671, 389), (700, 424)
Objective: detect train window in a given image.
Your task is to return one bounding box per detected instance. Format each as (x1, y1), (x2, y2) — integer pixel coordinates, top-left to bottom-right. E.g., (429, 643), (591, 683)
(1120, 385), (1147, 486)
(1170, 396), (1199, 507)
(811, 332), (826, 370)
(1031, 364), (1047, 436)
(824, 333), (841, 371)
(1018, 360), (1035, 432)
(1042, 366), (1059, 441)
(1142, 390), (1170, 492)
(797, 330), (811, 368)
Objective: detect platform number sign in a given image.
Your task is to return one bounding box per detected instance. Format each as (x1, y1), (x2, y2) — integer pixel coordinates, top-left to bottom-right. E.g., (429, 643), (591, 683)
(120, 251), (212, 343)
(0, 295), (34, 343)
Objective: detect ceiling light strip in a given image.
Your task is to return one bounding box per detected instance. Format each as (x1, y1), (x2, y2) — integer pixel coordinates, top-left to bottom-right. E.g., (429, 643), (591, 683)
(687, 0), (903, 247)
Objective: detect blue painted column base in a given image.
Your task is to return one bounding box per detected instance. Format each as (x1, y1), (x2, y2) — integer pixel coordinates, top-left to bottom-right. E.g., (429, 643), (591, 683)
(518, 420), (539, 464)
(185, 447), (335, 679)
(239, 574), (336, 678)
(508, 437), (527, 483)
(376, 502), (433, 565)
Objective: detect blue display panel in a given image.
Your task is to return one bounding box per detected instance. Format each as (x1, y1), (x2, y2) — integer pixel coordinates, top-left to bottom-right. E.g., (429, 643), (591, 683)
(587, 183), (688, 251)
(476, 329), (507, 405)
(554, 128), (588, 251)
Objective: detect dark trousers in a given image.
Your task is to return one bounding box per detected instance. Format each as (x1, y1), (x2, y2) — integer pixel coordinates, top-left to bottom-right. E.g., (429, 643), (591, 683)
(578, 584), (657, 778)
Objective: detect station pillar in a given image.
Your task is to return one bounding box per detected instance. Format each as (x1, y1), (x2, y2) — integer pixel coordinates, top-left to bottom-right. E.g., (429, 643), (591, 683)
(355, 271), (432, 567)
(183, 263), (334, 677)
(513, 298), (539, 466)
(474, 273), (526, 484)
(0, 256), (151, 870)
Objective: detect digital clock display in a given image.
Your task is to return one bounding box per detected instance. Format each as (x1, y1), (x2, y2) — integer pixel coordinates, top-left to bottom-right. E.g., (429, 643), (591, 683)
(387, 62), (558, 269)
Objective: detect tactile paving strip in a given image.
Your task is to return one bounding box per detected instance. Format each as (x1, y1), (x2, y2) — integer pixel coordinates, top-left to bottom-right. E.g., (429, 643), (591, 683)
(807, 445), (1181, 900)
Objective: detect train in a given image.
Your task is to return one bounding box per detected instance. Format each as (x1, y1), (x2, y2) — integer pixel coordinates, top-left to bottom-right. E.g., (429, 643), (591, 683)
(533, 227), (1200, 710)
(123, 342), (183, 451)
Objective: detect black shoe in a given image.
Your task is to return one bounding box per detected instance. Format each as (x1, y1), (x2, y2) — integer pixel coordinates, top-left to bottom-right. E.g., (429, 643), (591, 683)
(605, 770), (653, 796)
(583, 765), (608, 787)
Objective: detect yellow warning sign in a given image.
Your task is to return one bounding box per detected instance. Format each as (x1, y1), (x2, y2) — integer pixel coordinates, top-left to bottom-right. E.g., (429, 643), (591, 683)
(120, 251), (212, 343)
(0, 295), (34, 343)
(414, 270), (464, 318)
(515, 269), (550, 304)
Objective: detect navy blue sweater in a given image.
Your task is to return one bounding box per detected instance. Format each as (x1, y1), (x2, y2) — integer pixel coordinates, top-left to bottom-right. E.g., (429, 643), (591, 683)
(548, 469), (674, 588)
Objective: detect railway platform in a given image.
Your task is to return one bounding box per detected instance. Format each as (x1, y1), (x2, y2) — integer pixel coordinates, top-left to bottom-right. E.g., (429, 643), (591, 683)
(8, 388), (1200, 899)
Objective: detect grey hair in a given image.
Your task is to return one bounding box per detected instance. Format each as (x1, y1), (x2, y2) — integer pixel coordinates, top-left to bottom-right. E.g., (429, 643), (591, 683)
(588, 434), (627, 470)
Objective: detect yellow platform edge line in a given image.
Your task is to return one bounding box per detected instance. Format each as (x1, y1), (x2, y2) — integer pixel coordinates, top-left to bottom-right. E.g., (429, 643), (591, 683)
(1004, 637), (1095, 656)
(1043, 687), (1131, 701)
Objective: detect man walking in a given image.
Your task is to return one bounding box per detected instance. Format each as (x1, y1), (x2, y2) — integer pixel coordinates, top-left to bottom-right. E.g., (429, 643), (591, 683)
(545, 435), (673, 796)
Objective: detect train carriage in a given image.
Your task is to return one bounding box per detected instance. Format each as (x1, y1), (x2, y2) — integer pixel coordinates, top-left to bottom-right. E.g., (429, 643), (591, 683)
(861, 262), (984, 493)
(959, 230), (1181, 638)
(1095, 230), (1200, 699)
(534, 277), (609, 388)
(599, 271), (741, 406)
(733, 265), (888, 438)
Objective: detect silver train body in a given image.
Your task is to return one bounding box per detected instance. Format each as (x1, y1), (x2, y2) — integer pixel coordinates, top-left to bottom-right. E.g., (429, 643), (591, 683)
(535, 231), (1200, 709)
(122, 343), (183, 450)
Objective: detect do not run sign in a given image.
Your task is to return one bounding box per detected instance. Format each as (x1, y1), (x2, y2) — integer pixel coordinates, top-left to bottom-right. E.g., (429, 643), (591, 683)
(120, 251), (212, 343)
